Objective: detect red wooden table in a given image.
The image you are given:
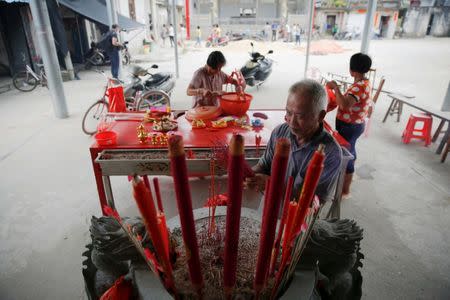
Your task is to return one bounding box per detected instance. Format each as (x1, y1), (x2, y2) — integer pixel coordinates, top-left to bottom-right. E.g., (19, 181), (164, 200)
(90, 110), (348, 215)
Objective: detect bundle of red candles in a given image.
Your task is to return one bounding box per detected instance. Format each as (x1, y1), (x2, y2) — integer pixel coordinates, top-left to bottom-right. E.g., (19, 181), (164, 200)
(124, 134), (325, 299)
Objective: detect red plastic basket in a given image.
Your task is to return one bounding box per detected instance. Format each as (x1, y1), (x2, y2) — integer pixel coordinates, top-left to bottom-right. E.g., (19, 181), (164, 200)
(219, 92), (253, 116)
(95, 131), (117, 146)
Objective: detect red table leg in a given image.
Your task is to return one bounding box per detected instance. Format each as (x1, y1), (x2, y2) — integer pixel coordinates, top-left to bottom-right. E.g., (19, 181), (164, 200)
(90, 147), (108, 215)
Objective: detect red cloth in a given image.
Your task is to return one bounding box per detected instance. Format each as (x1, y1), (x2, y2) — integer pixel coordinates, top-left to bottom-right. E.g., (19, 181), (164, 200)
(108, 86), (126, 113)
(99, 276), (133, 300)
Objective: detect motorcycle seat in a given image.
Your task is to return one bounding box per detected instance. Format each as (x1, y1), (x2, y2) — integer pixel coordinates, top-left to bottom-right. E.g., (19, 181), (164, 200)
(145, 72), (171, 87)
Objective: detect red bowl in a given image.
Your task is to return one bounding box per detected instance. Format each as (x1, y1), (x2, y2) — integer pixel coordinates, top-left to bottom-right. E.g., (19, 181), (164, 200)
(95, 131), (117, 146)
(219, 92), (253, 116)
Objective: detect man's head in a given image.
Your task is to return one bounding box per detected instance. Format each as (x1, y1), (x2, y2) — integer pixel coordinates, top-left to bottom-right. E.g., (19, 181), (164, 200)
(206, 51), (226, 75)
(285, 80), (327, 142)
(349, 53), (372, 76)
(112, 24), (120, 32)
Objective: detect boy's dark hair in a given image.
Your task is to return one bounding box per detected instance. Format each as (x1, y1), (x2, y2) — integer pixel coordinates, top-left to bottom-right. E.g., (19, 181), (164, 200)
(197, 26), (200, 29)
(350, 53), (372, 74)
(207, 51), (226, 69)
(112, 24), (119, 30)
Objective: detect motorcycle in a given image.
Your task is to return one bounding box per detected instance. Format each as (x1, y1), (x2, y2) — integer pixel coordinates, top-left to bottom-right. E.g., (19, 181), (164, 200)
(205, 35), (230, 47)
(123, 64), (175, 107)
(85, 41), (131, 70)
(240, 42), (273, 88)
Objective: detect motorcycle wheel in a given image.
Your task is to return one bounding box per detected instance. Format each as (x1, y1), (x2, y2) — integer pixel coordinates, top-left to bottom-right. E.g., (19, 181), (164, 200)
(82, 100), (109, 135)
(13, 71), (38, 92)
(136, 90), (171, 111)
(122, 54), (130, 65)
(91, 53), (104, 65)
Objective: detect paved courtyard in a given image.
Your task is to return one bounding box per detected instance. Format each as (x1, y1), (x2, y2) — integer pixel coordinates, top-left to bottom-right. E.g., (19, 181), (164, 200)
(0, 37), (449, 299)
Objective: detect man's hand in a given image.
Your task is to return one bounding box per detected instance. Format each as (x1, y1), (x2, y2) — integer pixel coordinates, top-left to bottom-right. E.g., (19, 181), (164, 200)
(326, 80), (339, 91)
(198, 88), (211, 97)
(244, 173), (269, 193)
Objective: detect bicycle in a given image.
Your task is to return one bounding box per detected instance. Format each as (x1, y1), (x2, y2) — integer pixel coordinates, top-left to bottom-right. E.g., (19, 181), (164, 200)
(81, 71), (171, 135)
(13, 63), (47, 92)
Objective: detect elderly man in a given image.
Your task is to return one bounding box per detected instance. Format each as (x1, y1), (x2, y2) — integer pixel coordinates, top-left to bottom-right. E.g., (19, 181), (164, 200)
(246, 79), (342, 203)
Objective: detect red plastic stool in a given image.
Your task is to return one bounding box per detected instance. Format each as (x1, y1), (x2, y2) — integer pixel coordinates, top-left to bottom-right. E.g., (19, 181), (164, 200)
(402, 113), (433, 146)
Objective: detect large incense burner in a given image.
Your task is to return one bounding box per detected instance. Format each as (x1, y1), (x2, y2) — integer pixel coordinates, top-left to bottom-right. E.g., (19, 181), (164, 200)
(83, 134), (364, 299)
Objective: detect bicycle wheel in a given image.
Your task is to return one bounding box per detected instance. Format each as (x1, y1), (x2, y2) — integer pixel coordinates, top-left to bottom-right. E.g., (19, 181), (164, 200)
(136, 90), (171, 111)
(13, 71), (38, 92)
(82, 100), (109, 135)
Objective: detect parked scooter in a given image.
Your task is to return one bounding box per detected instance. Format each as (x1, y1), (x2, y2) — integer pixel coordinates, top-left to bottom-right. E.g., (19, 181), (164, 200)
(123, 64), (175, 102)
(240, 42), (273, 88)
(85, 41), (131, 69)
(205, 35), (230, 47)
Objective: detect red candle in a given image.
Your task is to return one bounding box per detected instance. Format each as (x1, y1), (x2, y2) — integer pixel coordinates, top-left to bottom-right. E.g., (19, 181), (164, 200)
(269, 176), (294, 275)
(168, 135), (204, 295)
(153, 177), (164, 213)
(132, 177), (174, 286)
(292, 145), (325, 238)
(158, 212), (170, 257)
(254, 138), (290, 293)
(223, 135), (245, 296)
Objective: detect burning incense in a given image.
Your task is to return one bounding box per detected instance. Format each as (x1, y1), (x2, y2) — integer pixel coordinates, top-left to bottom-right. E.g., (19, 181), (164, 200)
(223, 135), (245, 296)
(168, 135), (204, 296)
(254, 138), (290, 294)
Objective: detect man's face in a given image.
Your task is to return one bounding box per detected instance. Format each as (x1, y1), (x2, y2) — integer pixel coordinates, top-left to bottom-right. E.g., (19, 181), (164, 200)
(284, 92), (323, 141)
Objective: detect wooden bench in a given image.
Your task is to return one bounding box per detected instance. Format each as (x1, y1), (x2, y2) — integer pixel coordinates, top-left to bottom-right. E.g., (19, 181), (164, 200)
(382, 94), (450, 155)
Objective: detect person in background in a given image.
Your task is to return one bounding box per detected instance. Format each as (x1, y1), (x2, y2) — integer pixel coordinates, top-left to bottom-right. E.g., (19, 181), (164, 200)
(285, 23), (291, 42)
(179, 24), (186, 47)
(160, 24), (167, 47)
(326, 53), (372, 198)
(195, 26), (202, 47)
(294, 24), (301, 46)
(264, 22), (271, 41)
(187, 51), (245, 108)
(168, 24), (175, 47)
(107, 24), (123, 79)
(271, 22), (278, 41)
(246, 80), (342, 204)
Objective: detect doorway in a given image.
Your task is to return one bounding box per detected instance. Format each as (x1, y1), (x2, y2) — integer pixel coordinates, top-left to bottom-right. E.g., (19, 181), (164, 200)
(326, 15), (336, 34)
(380, 16), (390, 38)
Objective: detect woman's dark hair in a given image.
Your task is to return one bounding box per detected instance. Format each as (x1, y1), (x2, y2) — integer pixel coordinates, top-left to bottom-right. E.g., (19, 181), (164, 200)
(207, 51), (226, 70)
(350, 53), (372, 74)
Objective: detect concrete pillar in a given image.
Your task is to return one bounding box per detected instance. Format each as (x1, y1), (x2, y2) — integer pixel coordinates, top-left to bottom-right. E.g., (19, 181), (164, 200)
(279, 0), (288, 22)
(211, 0), (219, 25)
(304, 0), (315, 78)
(171, 0), (180, 78)
(29, 0), (68, 119)
(150, 0), (159, 41)
(360, 0), (377, 54)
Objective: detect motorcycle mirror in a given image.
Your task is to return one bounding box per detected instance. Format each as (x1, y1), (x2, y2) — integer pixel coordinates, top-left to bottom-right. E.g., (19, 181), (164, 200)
(124, 41), (129, 45)
(268, 50), (273, 54)
(151, 64), (158, 69)
(250, 42), (254, 47)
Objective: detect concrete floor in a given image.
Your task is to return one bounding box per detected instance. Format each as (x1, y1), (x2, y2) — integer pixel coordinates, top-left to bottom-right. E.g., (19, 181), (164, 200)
(0, 38), (449, 299)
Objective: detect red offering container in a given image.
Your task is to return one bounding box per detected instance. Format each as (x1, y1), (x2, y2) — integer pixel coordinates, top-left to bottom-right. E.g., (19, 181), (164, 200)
(94, 131), (117, 146)
(219, 92), (253, 116)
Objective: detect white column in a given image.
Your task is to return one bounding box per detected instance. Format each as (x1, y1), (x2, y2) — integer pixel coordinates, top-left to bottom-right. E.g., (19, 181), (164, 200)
(360, 0), (377, 54)
(304, 0), (315, 78)
(29, 0), (68, 118)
